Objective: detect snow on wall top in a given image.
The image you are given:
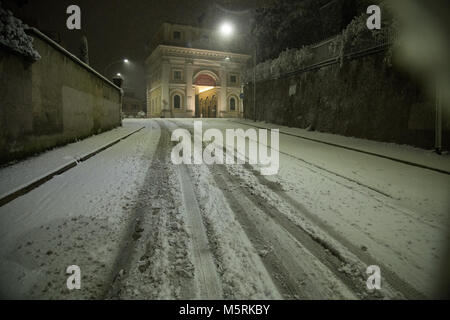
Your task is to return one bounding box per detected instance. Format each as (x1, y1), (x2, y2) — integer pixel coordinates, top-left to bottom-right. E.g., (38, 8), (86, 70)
(0, 1), (40, 61)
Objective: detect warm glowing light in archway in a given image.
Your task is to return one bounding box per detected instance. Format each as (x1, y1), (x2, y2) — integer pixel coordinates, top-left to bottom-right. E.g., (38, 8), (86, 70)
(198, 86), (215, 94)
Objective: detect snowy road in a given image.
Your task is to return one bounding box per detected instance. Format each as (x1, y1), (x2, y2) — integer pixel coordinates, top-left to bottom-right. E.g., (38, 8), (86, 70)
(0, 119), (448, 299)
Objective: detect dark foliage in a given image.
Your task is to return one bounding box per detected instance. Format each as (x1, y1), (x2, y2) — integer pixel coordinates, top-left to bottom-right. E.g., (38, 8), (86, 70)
(252, 0), (375, 63)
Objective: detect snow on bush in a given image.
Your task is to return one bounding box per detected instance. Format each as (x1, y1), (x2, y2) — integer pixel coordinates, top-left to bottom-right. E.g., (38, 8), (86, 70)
(244, 2), (397, 83)
(0, 2), (40, 61)
(342, 3), (396, 54)
(137, 111), (146, 118)
(244, 45), (313, 82)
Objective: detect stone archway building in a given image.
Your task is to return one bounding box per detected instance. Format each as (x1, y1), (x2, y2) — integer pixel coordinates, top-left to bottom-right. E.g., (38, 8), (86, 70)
(145, 23), (251, 118)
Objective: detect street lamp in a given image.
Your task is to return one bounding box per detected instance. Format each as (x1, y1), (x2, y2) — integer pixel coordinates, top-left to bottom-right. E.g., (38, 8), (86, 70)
(251, 14), (257, 122)
(219, 22), (233, 37)
(104, 58), (130, 77)
(253, 35), (257, 122)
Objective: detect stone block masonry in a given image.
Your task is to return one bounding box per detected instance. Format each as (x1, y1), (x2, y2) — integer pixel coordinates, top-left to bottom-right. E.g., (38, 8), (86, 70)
(244, 50), (449, 149)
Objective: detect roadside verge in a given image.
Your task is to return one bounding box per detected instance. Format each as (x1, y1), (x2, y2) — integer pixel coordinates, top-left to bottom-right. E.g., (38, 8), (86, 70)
(229, 119), (450, 175)
(0, 127), (145, 207)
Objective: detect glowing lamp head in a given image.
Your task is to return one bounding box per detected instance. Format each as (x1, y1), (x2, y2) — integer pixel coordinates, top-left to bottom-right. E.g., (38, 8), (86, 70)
(220, 22), (233, 36)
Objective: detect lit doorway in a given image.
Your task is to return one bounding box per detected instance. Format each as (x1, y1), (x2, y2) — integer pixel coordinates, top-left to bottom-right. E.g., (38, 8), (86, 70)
(196, 86), (217, 118)
(194, 72), (218, 118)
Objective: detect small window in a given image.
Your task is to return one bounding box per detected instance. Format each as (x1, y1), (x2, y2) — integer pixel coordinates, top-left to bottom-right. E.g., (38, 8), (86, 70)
(173, 70), (182, 80)
(230, 98), (236, 111)
(174, 95), (181, 109)
(230, 75), (237, 84)
(173, 31), (181, 39)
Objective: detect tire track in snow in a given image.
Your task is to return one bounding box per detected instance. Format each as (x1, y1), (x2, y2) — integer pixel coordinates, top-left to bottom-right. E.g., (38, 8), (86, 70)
(102, 124), (171, 298)
(170, 120), (359, 299)
(177, 164), (223, 299)
(105, 122), (222, 299)
(103, 123), (191, 298)
(212, 164), (358, 299)
(166, 120), (224, 298)
(178, 119), (426, 299)
(242, 164), (427, 299)
(170, 119), (425, 299)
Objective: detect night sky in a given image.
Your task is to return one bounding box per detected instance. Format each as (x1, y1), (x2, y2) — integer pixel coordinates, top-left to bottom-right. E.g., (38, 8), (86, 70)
(3, 0), (261, 98)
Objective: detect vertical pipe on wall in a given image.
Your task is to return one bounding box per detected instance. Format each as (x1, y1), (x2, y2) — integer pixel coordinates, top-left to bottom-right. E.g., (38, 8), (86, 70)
(435, 80), (442, 154)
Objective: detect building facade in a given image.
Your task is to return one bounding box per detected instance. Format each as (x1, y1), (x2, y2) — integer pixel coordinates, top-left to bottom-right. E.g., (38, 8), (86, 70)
(145, 23), (251, 118)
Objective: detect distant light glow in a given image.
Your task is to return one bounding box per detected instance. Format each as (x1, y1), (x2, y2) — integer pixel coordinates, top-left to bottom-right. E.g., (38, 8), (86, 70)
(225, 56), (230, 61)
(220, 22), (233, 36)
(123, 59), (129, 63)
(198, 86), (215, 94)
(116, 73), (122, 77)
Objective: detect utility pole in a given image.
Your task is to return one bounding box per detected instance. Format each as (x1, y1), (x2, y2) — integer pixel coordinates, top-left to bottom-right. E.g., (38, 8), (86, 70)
(253, 44), (257, 122)
(253, 17), (257, 122)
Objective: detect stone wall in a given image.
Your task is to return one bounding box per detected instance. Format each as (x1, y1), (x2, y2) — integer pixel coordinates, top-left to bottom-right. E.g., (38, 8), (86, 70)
(0, 28), (122, 164)
(244, 50), (449, 149)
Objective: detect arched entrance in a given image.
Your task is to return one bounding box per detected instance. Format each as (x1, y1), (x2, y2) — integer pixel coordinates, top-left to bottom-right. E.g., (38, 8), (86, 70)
(194, 71), (219, 118)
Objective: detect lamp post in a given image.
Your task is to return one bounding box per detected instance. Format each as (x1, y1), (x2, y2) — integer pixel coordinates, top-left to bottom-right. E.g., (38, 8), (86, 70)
(112, 73), (124, 88)
(219, 21), (256, 121)
(249, 13), (257, 122)
(219, 22), (234, 119)
(253, 26), (257, 122)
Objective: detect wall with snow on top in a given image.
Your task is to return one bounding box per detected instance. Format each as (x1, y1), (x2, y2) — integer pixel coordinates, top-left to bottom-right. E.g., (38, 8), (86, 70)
(243, 50), (449, 149)
(0, 28), (122, 164)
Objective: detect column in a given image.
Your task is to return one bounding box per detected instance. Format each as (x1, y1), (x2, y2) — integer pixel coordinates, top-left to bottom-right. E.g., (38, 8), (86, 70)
(218, 66), (227, 118)
(146, 78), (151, 118)
(185, 61), (194, 117)
(239, 84), (244, 118)
(161, 59), (170, 117)
(145, 62), (152, 118)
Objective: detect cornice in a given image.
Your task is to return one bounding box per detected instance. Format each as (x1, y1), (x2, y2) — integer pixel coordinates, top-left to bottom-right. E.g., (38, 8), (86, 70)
(146, 45), (251, 65)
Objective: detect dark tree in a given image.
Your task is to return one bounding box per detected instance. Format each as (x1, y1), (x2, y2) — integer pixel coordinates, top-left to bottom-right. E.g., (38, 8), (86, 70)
(252, 0), (368, 63)
(79, 35), (89, 65)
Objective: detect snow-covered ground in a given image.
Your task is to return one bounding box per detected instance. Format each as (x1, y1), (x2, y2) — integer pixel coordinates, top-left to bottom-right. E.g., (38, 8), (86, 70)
(0, 121), (143, 197)
(0, 118), (448, 299)
(0, 120), (158, 298)
(231, 119), (450, 173)
(169, 118), (450, 298)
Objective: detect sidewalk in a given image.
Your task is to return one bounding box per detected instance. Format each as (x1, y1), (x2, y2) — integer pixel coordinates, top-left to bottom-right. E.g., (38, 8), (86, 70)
(230, 119), (450, 174)
(0, 122), (144, 200)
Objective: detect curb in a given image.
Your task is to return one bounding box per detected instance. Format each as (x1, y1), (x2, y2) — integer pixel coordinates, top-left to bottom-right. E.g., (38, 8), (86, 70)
(0, 126), (145, 207)
(230, 120), (450, 175)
